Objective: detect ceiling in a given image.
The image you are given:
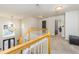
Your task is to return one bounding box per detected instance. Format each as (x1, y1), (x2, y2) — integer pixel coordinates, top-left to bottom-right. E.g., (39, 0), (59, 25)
(0, 4), (79, 18)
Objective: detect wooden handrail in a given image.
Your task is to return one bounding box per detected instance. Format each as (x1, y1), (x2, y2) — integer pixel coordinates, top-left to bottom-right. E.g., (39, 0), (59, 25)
(18, 27), (48, 47)
(0, 32), (51, 54)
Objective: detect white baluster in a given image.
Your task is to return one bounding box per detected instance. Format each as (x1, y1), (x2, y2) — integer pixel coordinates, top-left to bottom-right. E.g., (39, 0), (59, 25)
(34, 46), (36, 54)
(38, 42), (40, 54)
(29, 48), (31, 54)
(41, 40), (44, 54)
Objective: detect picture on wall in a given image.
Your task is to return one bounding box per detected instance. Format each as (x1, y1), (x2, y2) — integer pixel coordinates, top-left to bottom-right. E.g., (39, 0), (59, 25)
(3, 24), (15, 36)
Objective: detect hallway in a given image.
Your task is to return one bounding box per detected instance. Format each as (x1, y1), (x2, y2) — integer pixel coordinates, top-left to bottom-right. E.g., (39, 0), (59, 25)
(0, 4), (79, 54)
(0, 0), (78, 59)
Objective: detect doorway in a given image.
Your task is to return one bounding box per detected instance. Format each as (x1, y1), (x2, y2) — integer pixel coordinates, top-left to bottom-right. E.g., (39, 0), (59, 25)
(42, 20), (46, 33)
(42, 20), (46, 29)
(55, 20), (58, 35)
(55, 19), (65, 37)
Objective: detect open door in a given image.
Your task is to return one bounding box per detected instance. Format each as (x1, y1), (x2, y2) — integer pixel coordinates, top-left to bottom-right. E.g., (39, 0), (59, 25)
(55, 20), (58, 35)
(42, 20), (46, 29)
(42, 20), (46, 33)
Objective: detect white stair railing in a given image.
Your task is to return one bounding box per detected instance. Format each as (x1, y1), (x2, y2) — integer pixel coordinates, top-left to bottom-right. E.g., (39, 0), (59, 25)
(22, 38), (48, 54)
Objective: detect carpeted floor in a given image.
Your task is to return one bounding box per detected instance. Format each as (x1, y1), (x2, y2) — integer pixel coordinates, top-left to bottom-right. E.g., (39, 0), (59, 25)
(51, 35), (79, 54)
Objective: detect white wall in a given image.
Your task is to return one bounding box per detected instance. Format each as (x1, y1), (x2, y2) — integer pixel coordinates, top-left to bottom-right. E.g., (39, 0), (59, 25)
(65, 11), (79, 40)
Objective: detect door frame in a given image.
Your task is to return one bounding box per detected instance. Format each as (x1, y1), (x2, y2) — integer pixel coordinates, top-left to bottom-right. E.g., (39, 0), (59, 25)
(42, 20), (46, 29)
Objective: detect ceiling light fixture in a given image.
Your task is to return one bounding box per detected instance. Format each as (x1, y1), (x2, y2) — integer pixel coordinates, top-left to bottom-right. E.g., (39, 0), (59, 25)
(55, 6), (63, 11)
